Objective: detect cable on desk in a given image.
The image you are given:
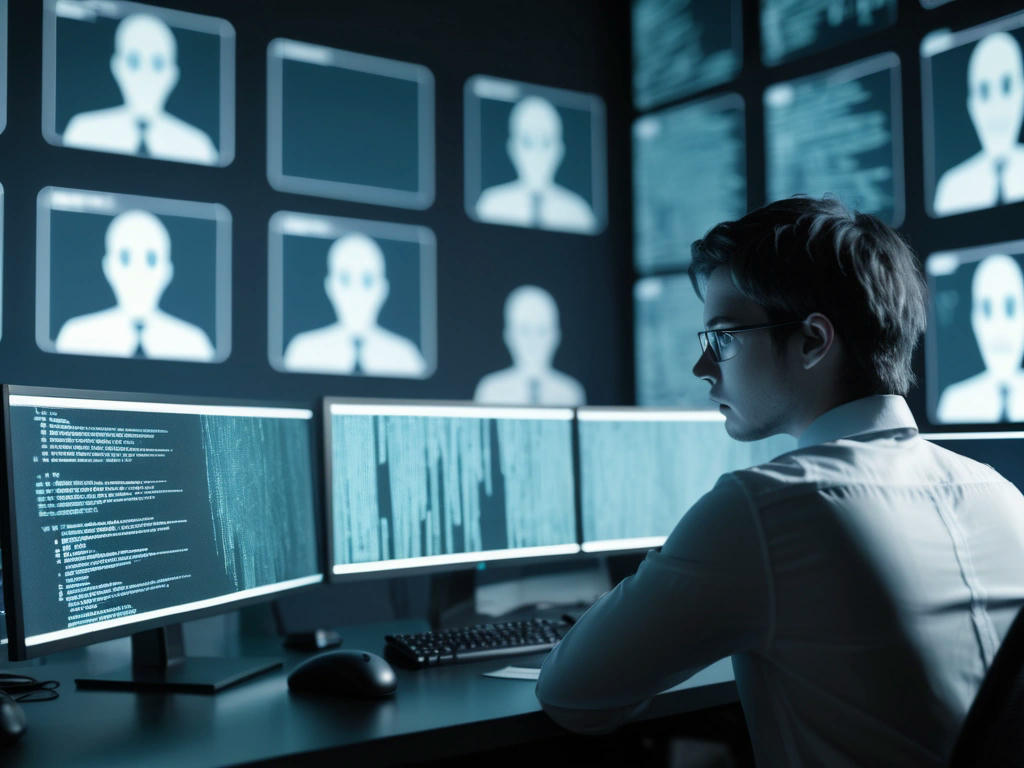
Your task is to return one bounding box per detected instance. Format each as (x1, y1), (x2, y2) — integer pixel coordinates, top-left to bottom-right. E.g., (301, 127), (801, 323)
(0, 673), (60, 702)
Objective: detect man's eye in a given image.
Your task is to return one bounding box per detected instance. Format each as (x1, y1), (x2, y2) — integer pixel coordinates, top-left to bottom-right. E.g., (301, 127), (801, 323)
(718, 332), (736, 349)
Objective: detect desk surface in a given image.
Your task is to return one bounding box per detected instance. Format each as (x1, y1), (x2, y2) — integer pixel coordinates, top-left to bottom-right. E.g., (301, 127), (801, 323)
(1, 620), (737, 767)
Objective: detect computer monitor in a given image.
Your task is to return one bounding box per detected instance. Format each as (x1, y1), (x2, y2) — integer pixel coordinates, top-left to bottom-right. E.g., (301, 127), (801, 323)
(577, 408), (796, 553)
(325, 399), (580, 579)
(764, 52), (904, 226)
(1, 386), (323, 690)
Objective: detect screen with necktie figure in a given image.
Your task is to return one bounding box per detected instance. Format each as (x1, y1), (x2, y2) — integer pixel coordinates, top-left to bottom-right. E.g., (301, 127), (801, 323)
(42, 0), (234, 166)
(921, 11), (1024, 219)
(268, 211), (436, 380)
(926, 242), (1024, 425)
(325, 400), (579, 578)
(464, 75), (607, 236)
(36, 187), (231, 364)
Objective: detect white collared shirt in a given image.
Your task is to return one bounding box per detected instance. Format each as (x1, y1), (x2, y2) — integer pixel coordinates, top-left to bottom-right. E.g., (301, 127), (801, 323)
(536, 395), (1024, 767)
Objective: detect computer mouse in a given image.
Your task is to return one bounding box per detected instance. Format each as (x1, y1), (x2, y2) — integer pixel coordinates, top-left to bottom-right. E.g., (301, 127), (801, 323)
(0, 691), (27, 746)
(287, 649), (397, 698)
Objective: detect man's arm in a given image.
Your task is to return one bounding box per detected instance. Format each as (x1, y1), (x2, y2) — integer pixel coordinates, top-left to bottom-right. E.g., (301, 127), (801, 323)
(535, 473), (773, 734)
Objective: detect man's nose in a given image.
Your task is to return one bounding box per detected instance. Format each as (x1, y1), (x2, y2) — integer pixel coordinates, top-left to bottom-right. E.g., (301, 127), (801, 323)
(692, 346), (718, 384)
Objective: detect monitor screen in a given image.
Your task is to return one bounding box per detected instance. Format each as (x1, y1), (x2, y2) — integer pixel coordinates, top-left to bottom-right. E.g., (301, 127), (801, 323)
(760, 0), (897, 67)
(267, 38), (433, 209)
(764, 52), (904, 226)
(2, 387), (322, 657)
(632, 93), (746, 274)
(631, 0), (742, 111)
(634, 273), (709, 408)
(326, 401), (579, 577)
(921, 11), (1024, 218)
(578, 408), (796, 552)
(925, 242), (1024, 426)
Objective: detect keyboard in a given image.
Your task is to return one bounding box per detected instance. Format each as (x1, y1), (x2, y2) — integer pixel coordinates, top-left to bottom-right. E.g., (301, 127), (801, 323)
(385, 617), (572, 668)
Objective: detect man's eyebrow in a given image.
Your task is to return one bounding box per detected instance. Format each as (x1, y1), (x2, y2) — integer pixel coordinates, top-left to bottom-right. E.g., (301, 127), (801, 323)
(705, 315), (737, 328)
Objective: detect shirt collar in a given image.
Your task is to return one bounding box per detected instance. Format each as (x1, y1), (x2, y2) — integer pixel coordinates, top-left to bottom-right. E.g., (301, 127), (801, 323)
(797, 395), (918, 449)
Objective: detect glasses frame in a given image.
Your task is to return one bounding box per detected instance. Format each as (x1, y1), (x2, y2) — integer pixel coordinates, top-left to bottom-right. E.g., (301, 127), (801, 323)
(698, 319), (806, 363)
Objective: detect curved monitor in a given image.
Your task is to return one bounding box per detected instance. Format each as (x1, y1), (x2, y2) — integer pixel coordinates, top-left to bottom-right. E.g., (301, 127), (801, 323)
(325, 399), (580, 579)
(577, 407), (796, 554)
(1, 386), (323, 659)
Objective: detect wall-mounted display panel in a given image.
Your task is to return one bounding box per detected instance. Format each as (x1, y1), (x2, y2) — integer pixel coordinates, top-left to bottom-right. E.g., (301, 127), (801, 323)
(633, 93), (745, 274)
(922, 12), (1024, 218)
(634, 273), (709, 408)
(267, 39), (434, 209)
(926, 241), (1024, 425)
(760, 0), (897, 66)
(268, 212), (436, 380)
(36, 187), (231, 363)
(464, 75), (606, 235)
(765, 52), (904, 226)
(631, 0), (742, 110)
(43, 0), (234, 166)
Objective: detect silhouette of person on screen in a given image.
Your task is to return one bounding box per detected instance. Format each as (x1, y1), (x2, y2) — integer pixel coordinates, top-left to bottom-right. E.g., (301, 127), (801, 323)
(62, 14), (218, 165)
(474, 285), (586, 405)
(937, 254), (1024, 423)
(283, 233), (427, 377)
(474, 96), (597, 234)
(933, 32), (1024, 216)
(55, 210), (216, 361)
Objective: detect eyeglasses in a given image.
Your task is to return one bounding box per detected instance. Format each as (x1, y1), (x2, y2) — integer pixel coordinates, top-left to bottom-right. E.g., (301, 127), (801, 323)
(697, 319), (806, 363)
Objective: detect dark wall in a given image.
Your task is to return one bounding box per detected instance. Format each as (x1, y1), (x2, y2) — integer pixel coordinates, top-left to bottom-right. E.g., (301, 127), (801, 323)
(0, 0), (634, 407)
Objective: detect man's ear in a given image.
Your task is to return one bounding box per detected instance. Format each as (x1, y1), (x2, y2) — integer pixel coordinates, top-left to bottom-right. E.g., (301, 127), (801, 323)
(800, 312), (835, 370)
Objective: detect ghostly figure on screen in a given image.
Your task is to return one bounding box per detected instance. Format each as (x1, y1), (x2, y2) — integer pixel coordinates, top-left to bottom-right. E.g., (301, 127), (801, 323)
(933, 32), (1024, 215)
(937, 254), (1024, 423)
(283, 233), (427, 377)
(474, 96), (598, 234)
(474, 285), (586, 405)
(54, 210), (215, 361)
(62, 14), (218, 164)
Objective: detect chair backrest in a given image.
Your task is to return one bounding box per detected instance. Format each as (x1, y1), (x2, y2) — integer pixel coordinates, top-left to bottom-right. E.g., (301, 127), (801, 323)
(948, 604), (1024, 767)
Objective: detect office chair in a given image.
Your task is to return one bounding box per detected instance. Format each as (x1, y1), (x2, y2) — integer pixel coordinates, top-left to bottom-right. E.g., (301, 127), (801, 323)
(948, 604), (1024, 767)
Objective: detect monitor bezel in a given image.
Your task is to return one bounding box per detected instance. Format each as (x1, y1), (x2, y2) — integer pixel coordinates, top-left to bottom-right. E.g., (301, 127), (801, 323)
(323, 396), (586, 583)
(1, 384), (326, 660)
(575, 405), (729, 556)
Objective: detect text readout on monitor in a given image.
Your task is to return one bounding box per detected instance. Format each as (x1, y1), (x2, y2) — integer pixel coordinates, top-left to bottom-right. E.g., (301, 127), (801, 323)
(327, 402), (579, 576)
(5, 394), (322, 650)
(578, 409), (796, 552)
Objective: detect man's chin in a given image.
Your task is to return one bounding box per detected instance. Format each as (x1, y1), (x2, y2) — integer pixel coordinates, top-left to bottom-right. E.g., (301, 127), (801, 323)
(722, 412), (775, 442)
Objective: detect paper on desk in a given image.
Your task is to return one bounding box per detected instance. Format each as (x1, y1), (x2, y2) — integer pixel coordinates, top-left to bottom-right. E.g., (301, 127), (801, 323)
(482, 665), (541, 680)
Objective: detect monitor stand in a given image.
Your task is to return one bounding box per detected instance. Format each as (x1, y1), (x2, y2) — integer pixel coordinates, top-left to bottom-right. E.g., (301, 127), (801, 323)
(74, 623), (282, 694)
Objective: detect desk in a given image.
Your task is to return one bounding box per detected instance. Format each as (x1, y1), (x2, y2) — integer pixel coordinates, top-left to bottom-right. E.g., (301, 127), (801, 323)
(1, 619), (738, 767)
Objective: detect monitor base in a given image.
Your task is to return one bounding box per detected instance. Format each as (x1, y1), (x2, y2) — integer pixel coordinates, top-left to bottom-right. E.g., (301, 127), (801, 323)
(75, 656), (281, 694)
(73, 622), (282, 694)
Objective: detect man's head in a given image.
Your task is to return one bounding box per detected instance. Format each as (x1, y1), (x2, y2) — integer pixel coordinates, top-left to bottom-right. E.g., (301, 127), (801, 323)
(507, 97), (565, 192)
(503, 285), (561, 375)
(111, 14), (180, 118)
(967, 32), (1024, 161)
(102, 210), (174, 320)
(324, 233), (389, 335)
(689, 197), (927, 440)
(970, 254), (1024, 381)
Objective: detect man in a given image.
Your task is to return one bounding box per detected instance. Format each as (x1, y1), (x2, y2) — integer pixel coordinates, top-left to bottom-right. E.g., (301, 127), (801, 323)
(63, 13), (218, 165)
(474, 285), (586, 406)
(536, 197), (1024, 766)
(55, 209), (215, 361)
(283, 232), (427, 377)
(475, 96), (597, 234)
(937, 253), (1024, 423)
(934, 32), (1024, 215)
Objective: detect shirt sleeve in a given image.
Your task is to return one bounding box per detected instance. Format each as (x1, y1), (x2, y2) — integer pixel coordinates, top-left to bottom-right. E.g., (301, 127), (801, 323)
(535, 473), (773, 734)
